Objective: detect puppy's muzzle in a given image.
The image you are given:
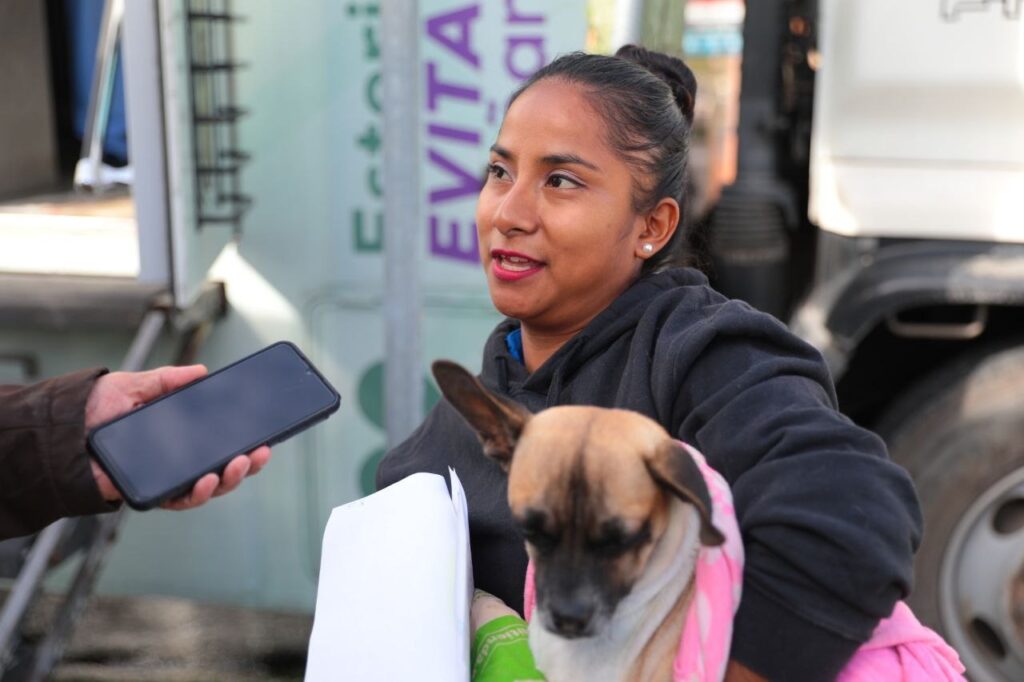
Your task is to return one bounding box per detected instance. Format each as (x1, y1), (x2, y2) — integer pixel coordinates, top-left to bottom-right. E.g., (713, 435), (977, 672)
(546, 595), (598, 638)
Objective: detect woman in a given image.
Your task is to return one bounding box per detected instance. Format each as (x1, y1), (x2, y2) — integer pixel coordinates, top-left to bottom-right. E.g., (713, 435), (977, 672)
(378, 46), (921, 681)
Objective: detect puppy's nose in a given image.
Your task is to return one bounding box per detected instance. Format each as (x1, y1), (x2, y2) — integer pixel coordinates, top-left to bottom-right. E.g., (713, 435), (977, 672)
(550, 601), (594, 638)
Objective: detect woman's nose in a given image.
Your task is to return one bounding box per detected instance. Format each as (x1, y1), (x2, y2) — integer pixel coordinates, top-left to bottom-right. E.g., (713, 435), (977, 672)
(492, 181), (540, 235)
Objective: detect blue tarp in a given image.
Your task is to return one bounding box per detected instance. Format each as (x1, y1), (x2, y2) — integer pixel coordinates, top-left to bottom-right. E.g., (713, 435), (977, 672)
(64, 0), (128, 164)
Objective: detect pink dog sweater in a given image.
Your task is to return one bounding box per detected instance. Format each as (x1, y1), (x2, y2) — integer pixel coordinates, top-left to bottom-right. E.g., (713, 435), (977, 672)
(523, 443), (966, 681)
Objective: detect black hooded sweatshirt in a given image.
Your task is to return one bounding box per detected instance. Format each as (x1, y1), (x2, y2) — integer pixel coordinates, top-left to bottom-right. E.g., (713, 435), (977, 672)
(377, 268), (922, 681)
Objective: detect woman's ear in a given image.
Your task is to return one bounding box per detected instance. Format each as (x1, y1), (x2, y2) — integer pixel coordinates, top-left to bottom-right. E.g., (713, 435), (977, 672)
(635, 197), (680, 259)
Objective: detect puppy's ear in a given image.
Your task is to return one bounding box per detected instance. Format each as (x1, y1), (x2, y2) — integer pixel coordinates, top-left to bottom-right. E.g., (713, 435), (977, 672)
(645, 441), (725, 546)
(431, 360), (530, 471)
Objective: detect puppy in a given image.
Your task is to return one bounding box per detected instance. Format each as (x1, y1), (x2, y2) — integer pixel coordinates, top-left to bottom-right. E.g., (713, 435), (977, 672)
(432, 361), (725, 682)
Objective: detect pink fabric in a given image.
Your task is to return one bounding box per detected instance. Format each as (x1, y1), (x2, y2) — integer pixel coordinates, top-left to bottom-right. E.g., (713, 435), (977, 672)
(523, 560), (536, 621)
(522, 442), (966, 681)
(671, 443), (744, 681)
(838, 601), (965, 681)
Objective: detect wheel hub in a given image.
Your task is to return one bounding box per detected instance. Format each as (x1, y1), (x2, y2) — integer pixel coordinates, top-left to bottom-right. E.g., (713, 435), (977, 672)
(940, 467), (1024, 681)
(1013, 565), (1024, 650)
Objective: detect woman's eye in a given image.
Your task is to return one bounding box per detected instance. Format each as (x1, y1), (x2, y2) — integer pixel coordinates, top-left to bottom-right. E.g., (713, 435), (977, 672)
(487, 163), (510, 181)
(547, 174), (582, 189)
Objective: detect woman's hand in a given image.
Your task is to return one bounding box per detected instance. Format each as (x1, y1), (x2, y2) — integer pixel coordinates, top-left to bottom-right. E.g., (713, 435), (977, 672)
(471, 589), (519, 635)
(85, 365), (272, 510)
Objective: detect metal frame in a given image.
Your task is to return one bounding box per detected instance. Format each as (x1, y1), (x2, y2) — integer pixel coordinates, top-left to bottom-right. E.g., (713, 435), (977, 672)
(123, 0), (173, 288)
(0, 283), (227, 681)
(183, 0), (251, 231)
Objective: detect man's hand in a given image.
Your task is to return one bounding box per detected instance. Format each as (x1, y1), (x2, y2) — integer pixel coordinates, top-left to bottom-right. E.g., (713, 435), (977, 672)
(85, 365), (272, 510)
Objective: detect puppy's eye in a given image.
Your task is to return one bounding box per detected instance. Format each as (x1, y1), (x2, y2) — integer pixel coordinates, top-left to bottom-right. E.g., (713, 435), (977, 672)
(590, 522), (651, 558)
(589, 535), (630, 557)
(518, 510), (558, 553)
(521, 526), (558, 552)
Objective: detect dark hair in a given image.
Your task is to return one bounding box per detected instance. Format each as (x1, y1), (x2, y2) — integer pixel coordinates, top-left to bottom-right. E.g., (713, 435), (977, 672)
(507, 45), (698, 274)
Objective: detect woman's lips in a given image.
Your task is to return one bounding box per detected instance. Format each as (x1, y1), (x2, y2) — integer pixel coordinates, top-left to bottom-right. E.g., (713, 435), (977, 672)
(491, 250), (544, 282)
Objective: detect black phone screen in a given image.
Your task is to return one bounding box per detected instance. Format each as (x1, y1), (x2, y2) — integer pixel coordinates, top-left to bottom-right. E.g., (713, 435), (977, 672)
(89, 342), (339, 508)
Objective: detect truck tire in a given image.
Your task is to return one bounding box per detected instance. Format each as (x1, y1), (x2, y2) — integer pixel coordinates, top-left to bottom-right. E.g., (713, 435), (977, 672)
(876, 342), (1024, 682)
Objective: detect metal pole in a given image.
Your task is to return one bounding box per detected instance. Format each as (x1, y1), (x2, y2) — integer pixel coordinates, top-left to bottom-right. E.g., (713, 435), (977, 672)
(708, 0), (794, 318)
(121, 310), (168, 375)
(0, 521), (70, 670)
(381, 0), (423, 449)
(74, 0), (126, 191)
(735, 0), (788, 175)
(612, 0), (646, 49)
(25, 512), (122, 682)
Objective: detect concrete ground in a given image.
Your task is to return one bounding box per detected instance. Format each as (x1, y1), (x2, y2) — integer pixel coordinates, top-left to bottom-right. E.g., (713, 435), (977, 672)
(15, 592), (312, 681)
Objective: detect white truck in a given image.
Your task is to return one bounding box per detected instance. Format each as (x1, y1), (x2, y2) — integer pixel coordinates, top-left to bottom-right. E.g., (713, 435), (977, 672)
(709, 1), (1024, 679)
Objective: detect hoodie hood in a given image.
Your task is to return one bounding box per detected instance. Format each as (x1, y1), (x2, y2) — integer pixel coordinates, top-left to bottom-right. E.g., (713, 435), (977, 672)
(482, 268), (711, 406)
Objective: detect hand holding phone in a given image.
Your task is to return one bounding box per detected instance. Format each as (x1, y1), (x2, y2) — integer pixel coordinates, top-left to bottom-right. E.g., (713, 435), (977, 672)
(88, 342), (340, 510)
(85, 364), (272, 509)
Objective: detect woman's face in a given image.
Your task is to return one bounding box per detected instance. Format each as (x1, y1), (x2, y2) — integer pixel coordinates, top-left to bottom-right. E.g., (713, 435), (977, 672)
(476, 79), (650, 334)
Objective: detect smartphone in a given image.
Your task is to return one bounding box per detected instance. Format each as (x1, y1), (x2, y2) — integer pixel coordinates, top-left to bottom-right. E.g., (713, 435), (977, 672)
(88, 341), (340, 510)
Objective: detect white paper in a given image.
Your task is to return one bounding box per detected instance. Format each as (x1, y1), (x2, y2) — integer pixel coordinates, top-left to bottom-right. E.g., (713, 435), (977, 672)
(305, 470), (472, 681)
(450, 467), (473, 669)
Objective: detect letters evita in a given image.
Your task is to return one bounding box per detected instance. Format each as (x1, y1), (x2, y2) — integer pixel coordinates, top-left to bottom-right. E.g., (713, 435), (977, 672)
(424, 1), (548, 266)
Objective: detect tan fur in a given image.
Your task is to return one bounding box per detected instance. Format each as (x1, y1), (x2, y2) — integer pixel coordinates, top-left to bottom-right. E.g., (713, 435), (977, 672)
(431, 361), (723, 680)
(507, 407), (695, 678)
(509, 406), (679, 595)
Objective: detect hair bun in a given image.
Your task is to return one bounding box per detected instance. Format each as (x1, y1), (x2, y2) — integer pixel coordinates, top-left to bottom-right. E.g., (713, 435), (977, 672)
(615, 45), (697, 124)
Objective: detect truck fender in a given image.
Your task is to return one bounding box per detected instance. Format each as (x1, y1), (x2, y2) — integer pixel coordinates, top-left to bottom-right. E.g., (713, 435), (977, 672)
(789, 241), (1024, 380)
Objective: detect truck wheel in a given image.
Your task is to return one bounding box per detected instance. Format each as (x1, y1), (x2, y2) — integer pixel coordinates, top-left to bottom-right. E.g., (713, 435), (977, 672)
(877, 343), (1024, 682)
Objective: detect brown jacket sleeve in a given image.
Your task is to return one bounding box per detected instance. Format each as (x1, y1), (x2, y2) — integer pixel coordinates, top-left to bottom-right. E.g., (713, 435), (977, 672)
(0, 368), (115, 540)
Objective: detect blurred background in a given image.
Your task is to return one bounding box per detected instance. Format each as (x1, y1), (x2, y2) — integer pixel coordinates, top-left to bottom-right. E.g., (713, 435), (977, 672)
(0, 0), (1022, 680)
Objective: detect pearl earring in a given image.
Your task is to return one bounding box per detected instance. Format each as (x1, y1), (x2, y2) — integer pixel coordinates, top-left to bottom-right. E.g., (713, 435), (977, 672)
(642, 243), (654, 254)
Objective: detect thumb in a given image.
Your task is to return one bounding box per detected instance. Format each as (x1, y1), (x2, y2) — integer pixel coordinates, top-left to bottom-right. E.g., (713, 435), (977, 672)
(140, 364), (207, 400)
